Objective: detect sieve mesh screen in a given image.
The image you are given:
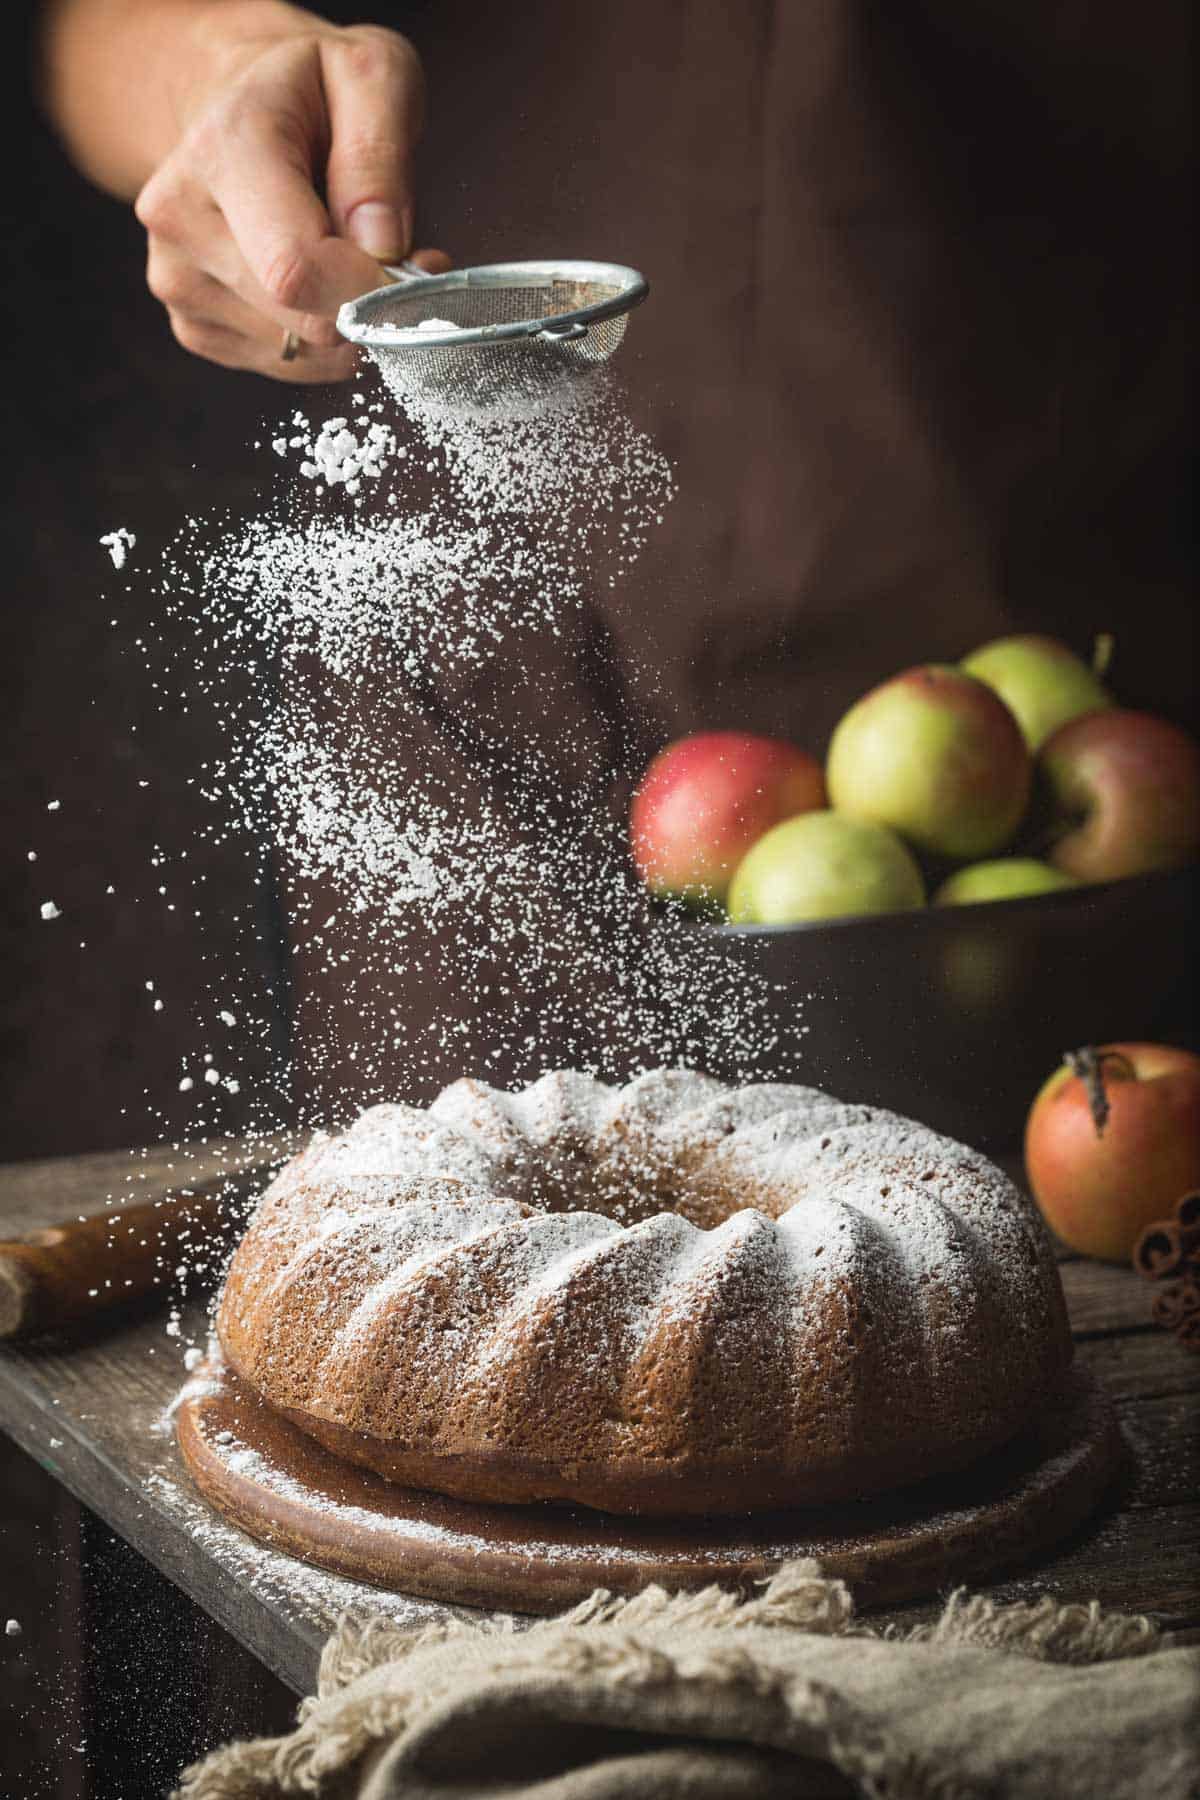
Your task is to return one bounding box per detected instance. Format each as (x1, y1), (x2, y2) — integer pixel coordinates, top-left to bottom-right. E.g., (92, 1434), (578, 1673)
(339, 262), (645, 417)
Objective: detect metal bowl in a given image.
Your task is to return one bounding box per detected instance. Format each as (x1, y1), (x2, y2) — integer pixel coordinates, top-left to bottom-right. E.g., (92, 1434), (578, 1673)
(703, 866), (1199, 1152)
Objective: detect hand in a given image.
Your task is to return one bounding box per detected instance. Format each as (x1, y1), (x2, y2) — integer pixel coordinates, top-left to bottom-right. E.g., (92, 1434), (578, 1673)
(133, 6), (449, 381)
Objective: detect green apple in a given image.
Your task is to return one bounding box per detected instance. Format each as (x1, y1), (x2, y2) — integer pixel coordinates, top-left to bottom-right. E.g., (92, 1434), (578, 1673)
(961, 634), (1110, 751)
(726, 810), (925, 924)
(934, 858), (1078, 905)
(826, 665), (1031, 860)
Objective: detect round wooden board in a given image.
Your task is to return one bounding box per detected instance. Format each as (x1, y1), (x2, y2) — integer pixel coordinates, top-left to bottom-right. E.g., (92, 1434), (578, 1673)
(177, 1360), (1120, 1615)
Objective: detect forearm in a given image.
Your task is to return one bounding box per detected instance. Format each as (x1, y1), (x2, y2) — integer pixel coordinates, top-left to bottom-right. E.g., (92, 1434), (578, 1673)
(40, 0), (322, 198)
(39, 0), (436, 380)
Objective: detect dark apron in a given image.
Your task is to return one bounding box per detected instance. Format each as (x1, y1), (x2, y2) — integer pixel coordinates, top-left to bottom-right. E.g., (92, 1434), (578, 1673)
(289, 0), (1195, 1117)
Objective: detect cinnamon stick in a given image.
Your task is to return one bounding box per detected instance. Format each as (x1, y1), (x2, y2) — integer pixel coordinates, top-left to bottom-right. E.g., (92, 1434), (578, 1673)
(1174, 1309), (1200, 1351)
(1150, 1277), (1200, 1333)
(1133, 1221), (1190, 1280)
(1172, 1189), (1200, 1244)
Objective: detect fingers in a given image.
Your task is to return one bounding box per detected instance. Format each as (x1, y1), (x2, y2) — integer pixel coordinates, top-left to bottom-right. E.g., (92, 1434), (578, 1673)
(173, 309), (358, 383)
(142, 227), (453, 383)
(407, 247), (455, 276)
(133, 22), (437, 380)
(139, 167), (343, 345)
(199, 44), (389, 321)
(146, 238), (359, 383)
(321, 28), (425, 261)
(175, 315), (357, 384)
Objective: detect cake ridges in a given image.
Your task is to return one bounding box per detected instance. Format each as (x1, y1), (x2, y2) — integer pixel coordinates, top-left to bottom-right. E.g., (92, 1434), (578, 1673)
(216, 1068), (1073, 1516)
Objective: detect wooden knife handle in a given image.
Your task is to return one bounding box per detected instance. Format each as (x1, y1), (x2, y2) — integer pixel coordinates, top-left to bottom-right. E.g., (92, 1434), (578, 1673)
(0, 1172), (265, 1341)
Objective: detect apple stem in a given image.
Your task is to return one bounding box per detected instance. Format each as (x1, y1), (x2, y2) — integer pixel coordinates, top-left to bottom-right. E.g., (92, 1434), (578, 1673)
(1092, 632), (1115, 678)
(1063, 1045), (1135, 1136)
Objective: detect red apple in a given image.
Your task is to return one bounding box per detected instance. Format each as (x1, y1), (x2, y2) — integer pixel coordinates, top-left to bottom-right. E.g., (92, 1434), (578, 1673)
(1025, 1042), (1200, 1261)
(630, 732), (826, 907)
(1040, 710), (1200, 882)
(826, 665), (1031, 859)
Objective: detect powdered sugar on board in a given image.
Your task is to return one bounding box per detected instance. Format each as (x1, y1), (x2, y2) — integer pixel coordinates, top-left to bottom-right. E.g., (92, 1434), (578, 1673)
(142, 1468), (479, 1635)
(184, 1427), (758, 1570)
(177, 1357), (787, 1573)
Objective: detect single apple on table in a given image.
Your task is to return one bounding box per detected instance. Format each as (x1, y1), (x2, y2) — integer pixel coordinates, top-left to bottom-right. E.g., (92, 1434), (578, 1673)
(961, 633), (1111, 751)
(1025, 1042), (1200, 1261)
(726, 810), (925, 924)
(826, 665), (1031, 860)
(1039, 709), (1200, 882)
(934, 858), (1077, 906)
(630, 731), (826, 910)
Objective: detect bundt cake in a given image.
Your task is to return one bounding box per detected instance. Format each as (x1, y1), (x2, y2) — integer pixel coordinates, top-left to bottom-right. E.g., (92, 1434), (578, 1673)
(216, 1070), (1072, 1516)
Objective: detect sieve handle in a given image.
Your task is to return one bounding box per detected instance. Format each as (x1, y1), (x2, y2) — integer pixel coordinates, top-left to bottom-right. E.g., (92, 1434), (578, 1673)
(380, 259), (435, 283)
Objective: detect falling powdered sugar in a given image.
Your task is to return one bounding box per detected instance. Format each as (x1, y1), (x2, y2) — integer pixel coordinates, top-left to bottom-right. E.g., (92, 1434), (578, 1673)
(133, 356), (797, 1128)
(142, 1468), (461, 1635)
(100, 527), (136, 569)
(275, 408), (400, 495)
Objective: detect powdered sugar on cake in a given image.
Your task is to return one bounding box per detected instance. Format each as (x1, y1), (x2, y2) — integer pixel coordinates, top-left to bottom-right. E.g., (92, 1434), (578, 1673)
(213, 1070), (1071, 1519)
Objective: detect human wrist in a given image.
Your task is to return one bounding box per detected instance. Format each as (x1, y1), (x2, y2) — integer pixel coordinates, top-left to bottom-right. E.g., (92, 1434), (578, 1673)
(170, 1), (329, 133)
(41, 0), (333, 195)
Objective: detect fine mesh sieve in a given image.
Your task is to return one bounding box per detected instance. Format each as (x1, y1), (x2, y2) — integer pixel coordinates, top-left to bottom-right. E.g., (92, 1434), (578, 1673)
(337, 259), (648, 416)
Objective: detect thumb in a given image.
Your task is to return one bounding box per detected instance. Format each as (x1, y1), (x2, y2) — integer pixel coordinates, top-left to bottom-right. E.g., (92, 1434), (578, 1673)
(321, 28), (425, 263)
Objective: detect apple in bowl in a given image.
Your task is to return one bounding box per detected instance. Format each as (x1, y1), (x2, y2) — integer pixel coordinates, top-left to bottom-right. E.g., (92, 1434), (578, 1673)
(961, 633), (1110, 751)
(727, 810), (925, 924)
(934, 858), (1077, 905)
(630, 732), (825, 910)
(826, 665), (1030, 860)
(1039, 710), (1200, 882)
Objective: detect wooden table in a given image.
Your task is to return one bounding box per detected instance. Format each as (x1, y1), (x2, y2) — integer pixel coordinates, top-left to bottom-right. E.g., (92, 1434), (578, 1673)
(1, 1141), (1198, 1719)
